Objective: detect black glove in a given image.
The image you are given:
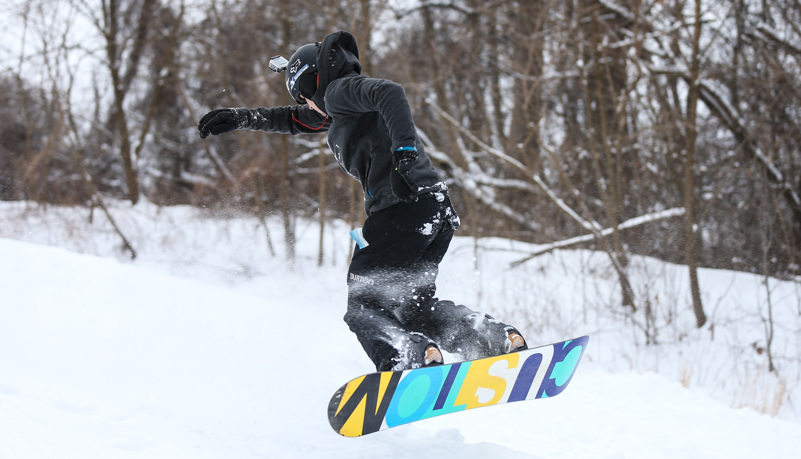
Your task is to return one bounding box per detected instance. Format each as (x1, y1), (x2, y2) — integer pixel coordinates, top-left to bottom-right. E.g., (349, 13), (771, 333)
(391, 147), (419, 202)
(198, 108), (245, 139)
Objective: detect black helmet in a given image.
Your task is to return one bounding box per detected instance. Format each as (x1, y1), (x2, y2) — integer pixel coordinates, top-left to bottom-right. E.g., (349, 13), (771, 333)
(285, 43), (319, 104)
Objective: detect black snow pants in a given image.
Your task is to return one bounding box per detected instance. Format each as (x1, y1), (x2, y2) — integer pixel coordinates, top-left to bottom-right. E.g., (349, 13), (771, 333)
(344, 192), (518, 371)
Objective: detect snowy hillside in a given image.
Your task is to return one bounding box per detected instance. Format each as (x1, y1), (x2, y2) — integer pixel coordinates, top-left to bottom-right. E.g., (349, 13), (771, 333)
(1, 201), (800, 458)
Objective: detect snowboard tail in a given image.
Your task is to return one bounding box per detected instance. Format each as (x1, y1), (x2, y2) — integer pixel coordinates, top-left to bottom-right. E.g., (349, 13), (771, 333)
(328, 335), (589, 437)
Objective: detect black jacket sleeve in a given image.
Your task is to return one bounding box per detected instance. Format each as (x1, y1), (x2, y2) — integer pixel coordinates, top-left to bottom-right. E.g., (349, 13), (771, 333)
(238, 105), (331, 135)
(324, 76), (418, 152)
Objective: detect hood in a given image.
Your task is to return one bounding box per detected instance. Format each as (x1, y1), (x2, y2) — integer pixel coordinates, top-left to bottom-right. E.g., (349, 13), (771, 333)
(310, 31), (362, 113)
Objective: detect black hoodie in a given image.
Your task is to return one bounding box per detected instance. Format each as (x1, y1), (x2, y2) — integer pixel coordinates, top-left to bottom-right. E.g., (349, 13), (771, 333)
(238, 31), (445, 215)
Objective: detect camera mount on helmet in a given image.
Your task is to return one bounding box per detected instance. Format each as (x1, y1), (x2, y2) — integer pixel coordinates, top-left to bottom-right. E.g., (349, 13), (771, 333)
(268, 56), (289, 73)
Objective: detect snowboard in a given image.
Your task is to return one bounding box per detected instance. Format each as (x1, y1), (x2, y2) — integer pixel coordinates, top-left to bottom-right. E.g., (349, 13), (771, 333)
(328, 335), (589, 437)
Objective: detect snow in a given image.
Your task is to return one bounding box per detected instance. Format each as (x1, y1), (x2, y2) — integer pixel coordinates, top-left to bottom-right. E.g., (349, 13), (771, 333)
(1, 201), (801, 458)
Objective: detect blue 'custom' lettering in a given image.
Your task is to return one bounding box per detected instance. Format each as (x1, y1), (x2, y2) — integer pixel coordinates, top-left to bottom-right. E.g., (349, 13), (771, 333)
(426, 362), (469, 418)
(434, 362), (462, 410)
(536, 337), (587, 398)
(508, 352), (544, 402)
(385, 366), (445, 427)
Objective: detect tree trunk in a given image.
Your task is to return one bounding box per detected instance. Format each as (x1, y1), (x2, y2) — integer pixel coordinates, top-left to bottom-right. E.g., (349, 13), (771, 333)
(318, 135), (327, 267)
(685, 0), (707, 328)
(103, 0), (139, 204)
(279, 0), (295, 267)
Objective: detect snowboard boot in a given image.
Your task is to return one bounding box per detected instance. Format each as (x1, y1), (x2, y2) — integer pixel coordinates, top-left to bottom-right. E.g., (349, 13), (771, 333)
(505, 328), (528, 353)
(423, 344), (444, 366)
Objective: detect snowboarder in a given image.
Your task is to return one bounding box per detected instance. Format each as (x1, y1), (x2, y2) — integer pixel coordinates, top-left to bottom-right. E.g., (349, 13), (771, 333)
(198, 31), (527, 371)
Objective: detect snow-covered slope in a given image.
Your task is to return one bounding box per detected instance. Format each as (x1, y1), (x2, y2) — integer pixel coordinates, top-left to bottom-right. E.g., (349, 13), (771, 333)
(1, 202), (800, 457)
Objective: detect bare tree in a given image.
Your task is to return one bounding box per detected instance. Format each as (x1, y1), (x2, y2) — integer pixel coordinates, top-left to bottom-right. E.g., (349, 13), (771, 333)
(83, 0), (159, 204)
(683, 0), (707, 327)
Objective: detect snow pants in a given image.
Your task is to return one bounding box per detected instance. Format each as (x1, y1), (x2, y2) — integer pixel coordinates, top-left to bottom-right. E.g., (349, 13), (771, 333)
(344, 192), (520, 372)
